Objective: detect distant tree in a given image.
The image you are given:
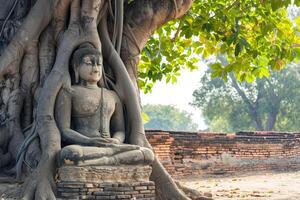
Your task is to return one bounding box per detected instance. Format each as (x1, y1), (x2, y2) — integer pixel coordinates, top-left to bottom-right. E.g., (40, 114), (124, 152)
(143, 104), (198, 131)
(192, 64), (300, 132)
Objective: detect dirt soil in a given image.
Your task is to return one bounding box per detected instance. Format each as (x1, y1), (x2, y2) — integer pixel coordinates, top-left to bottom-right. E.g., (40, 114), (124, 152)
(180, 171), (300, 200)
(1, 171), (300, 199)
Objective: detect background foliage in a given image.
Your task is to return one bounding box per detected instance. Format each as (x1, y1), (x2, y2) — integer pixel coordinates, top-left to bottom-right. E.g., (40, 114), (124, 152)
(138, 1), (300, 93)
(192, 63), (300, 132)
(143, 104), (198, 131)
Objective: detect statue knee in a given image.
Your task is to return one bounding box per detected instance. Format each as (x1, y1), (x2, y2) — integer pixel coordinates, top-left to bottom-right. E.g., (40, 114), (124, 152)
(140, 147), (154, 164)
(60, 145), (83, 162)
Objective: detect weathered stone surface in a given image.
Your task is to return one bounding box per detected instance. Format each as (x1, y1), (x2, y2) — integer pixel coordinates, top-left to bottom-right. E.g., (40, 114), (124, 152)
(56, 165), (155, 199)
(58, 165), (152, 183)
(57, 181), (156, 200)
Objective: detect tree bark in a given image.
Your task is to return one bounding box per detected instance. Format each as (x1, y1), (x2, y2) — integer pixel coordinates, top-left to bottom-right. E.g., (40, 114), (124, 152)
(230, 74), (264, 131)
(266, 110), (279, 131)
(265, 79), (281, 131)
(0, 1), (198, 200)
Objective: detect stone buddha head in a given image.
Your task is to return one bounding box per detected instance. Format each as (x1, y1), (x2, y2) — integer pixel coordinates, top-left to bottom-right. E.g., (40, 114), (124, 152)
(71, 43), (104, 87)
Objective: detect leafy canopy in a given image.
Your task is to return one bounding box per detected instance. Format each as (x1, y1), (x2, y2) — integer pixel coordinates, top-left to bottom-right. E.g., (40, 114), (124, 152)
(138, 0), (300, 93)
(143, 104), (198, 131)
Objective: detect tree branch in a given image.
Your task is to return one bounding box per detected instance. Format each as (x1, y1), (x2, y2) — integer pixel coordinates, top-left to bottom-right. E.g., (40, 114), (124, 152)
(0, 0), (65, 78)
(120, 0), (193, 85)
(230, 74), (254, 109)
(230, 74), (264, 130)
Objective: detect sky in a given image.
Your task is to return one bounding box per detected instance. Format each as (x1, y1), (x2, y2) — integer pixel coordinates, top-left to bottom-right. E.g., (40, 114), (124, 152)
(141, 62), (208, 130)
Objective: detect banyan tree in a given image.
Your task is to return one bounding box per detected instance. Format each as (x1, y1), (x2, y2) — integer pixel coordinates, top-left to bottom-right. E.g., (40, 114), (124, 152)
(0, 0), (197, 199)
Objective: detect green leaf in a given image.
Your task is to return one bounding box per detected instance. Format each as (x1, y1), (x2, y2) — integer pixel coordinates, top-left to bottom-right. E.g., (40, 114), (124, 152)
(142, 112), (150, 124)
(166, 74), (171, 83)
(245, 73), (255, 82)
(295, 16), (300, 27)
(234, 43), (243, 57)
(258, 56), (269, 67)
(171, 76), (177, 84)
(294, 47), (300, 60)
(227, 33), (238, 45)
(271, 59), (285, 70)
(240, 37), (251, 49)
(256, 67), (270, 78)
(211, 63), (222, 71)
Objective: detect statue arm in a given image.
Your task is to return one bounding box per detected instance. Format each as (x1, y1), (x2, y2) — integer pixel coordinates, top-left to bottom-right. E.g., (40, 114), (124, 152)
(110, 93), (126, 144)
(55, 88), (93, 145)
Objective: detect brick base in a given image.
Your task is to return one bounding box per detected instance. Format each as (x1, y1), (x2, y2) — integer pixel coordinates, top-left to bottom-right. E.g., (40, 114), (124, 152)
(57, 181), (155, 200)
(56, 165), (155, 200)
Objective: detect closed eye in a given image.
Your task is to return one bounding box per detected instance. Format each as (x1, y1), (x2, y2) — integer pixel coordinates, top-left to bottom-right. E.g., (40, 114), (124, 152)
(85, 61), (92, 65)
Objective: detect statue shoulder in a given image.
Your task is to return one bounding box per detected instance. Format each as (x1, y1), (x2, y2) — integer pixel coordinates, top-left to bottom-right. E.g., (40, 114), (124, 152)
(58, 85), (75, 99)
(103, 88), (122, 103)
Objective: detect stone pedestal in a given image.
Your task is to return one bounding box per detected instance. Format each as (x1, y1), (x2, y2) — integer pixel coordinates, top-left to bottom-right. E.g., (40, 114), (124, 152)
(56, 165), (155, 200)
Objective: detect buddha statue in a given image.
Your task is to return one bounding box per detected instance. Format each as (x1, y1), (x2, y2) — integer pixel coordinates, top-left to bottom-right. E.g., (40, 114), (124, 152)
(55, 43), (154, 166)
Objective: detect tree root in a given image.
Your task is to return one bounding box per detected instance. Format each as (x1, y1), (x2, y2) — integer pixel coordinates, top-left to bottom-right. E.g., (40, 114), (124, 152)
(99, 11), (191, 200)
(0, 1), (195, 200)
(21, 0), (106, 199)
(175, 181), (213, 200)
(21, 165), (56, 200)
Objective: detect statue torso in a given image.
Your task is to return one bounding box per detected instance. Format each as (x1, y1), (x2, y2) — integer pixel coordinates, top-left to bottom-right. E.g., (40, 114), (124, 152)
(70, 86), (118, 138)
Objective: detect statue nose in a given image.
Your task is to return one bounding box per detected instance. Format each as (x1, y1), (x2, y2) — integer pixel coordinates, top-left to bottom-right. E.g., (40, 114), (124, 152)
(92, 65), (99, 72)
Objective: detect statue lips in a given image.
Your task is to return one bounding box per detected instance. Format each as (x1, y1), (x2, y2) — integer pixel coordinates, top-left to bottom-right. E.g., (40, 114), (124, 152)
(88, 69), (100, 82)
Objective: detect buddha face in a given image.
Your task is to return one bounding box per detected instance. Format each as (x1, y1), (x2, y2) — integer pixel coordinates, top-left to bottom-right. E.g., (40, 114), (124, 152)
(78, 54), (102, 85)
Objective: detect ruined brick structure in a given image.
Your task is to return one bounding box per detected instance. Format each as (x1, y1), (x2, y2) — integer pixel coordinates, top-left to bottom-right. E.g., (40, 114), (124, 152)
(146, 131), (300, 178)
(56, 165), (155, 200)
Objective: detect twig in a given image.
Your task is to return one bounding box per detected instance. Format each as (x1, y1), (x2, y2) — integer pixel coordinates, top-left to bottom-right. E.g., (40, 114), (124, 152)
(171, 20), (182, 42)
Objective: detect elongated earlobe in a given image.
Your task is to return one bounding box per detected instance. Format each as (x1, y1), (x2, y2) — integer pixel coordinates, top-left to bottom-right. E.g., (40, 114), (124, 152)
(74, 66), (79, 83)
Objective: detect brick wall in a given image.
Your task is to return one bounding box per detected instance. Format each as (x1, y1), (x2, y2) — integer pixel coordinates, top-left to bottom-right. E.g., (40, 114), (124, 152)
(146, 131), (300, 178)
(57, 181), (156, 200)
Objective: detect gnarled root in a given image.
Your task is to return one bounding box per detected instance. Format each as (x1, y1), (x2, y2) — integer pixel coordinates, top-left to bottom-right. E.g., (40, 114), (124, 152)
(22, 167), (56, 200)
(151, 158), (189, 200)
(22, 117), (60, 200)
(99, 13), (191, 200)
(175, 181), (213, 200)
(20, 0), (106, 199)
(24, 138), (41, 170)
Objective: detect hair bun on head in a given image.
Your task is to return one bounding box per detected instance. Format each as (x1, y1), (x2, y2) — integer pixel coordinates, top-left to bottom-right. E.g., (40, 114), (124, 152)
(72, 43), (101, 67)
(77, 43), (95, 50)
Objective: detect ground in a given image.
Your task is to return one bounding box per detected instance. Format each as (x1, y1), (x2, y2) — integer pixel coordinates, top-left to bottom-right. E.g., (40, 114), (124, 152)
(1, 171), (300, 199)
(180, 171), (300, 200)
(0, 178), (21, 199)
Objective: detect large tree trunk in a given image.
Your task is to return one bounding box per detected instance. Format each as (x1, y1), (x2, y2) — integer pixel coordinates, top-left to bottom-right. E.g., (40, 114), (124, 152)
(265, 79), (281, 131)
(0, 1), (200, 200)
(266, 110), (279, 131)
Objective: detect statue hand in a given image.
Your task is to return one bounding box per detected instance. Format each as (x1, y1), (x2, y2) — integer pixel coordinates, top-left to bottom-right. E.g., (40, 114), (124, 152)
(90, 137), (119, 147)
(106, 138), (121, 144)
(90, 137), (108, 147)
